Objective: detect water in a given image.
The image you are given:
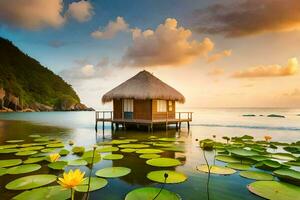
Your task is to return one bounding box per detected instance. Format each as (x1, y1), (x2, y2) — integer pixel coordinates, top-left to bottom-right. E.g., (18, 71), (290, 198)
(0, 108), (299, 200)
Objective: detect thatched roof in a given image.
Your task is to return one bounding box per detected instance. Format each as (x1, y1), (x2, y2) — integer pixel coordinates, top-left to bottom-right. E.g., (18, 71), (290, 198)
(102, 70), (185, 103)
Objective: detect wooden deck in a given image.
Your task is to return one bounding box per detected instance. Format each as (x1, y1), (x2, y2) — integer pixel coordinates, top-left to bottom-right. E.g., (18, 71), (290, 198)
(95, 111), (192, 131)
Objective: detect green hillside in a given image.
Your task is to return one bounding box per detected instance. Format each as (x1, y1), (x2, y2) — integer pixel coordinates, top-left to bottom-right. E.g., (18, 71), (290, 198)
(0, 37), (81, 110)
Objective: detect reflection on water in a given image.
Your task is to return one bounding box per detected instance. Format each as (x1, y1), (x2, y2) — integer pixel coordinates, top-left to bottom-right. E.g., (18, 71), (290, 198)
(0, 109), (299, 199)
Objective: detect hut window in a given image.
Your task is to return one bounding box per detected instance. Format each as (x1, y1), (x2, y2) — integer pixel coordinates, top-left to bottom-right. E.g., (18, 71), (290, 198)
(168, 101), (173, 111)
(157, 100), (167, 112)
(123, 99), (133, 112)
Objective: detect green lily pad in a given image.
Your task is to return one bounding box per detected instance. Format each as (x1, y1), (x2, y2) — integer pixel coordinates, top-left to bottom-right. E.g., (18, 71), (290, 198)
(118, 144), (150, 149)
(68, 159), (88, 166)
(285, 160), (300, 166)
(59, 149), (70, 156)
(255, 160), (282, 170)
(140, 154), (161, 159)
(7, 164), (41, 174)
(47, 143), (64, 148)
(125, 187), (181, 200)
(109, 139), (131, 145)
(226, 163), (251, 171)
(15, 150), (38, 156)
(75, 177), (108, 192)
(82, 150), (101, 164)
(34, 137), (50, 142)
(28, 134), (41, 138)
(271, 153), (297, 161)
(153, 143), (173, 148)
(0, 167), (7, 176)
(162, 146), (185, 152)
(23, 157), (46, 164)
(197, 165), (236, 175)
(274, 169), (300, 186)
(0, 148), (20, 153)
(135, 149), (164, 154)
(6, 140), (24, 143)
(248, 155), (269, 162)
(0, 144), (19, 149)
(103, 154), (123, 160)
(146, 158), (181, 167)
(215, 155), (241, 163)
(41, 148), (58, 153)
(158, 138), (178, 142)
(147, 170), (187, 183)
(0, 159), (22, 167)
(72, 146), (85, 154)
(120, 148), (137, 153)
(229, 148), (259, 157)
(96, 167), (131, 178)
(48, 161), (68, 170)
(6, 174), (57, 190)
(240, 171), (274, 180)
(12, 185), (71, 200)
(97, 146), (119, 153)
(19, 146), (44, 151)
(248, 181), (300, 200)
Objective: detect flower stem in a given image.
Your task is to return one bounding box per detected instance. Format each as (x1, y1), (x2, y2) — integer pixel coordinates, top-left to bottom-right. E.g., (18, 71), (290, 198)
(71, 188), (74, 200)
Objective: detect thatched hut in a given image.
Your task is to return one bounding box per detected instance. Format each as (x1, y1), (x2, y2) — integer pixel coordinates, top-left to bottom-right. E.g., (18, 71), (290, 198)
(98, 70), (191, 130)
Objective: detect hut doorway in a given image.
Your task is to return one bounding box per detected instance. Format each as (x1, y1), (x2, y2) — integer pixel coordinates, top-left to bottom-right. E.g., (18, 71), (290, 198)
(123, 99), (133, 119)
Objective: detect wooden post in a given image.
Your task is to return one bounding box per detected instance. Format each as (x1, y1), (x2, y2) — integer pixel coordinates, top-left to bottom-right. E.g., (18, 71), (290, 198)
(166, 112), (168, 131)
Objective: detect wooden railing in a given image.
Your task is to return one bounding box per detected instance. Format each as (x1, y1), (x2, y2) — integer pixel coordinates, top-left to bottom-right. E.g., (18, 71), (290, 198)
(176, 112), (193, 121)
(95, 111), (113, 121)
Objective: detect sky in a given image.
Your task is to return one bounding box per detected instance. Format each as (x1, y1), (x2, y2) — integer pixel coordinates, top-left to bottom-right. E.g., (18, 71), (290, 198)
(1, 0), (300, 109)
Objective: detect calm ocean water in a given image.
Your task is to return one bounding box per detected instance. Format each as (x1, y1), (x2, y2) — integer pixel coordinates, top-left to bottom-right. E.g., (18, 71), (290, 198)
(0, 108), (299, 200)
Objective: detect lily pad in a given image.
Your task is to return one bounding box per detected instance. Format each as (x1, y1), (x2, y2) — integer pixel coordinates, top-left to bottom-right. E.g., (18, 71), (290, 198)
(215, 155), (241, 163)
(96, 167), (131, 178)
(41, 148), (58, 153)
(12, 185), (71, 200)
(6, 140), (24, 143)
(0, 159), (22, 167)
(68, 159), (88, 166)
(15, 150), (38, 156)
(229, 148), (259, 157)
(271, 153), (297, 161)
(118, 144), (150, 149)
(158, 138), (178, 142)
(136, 149), (164, 154)
(120, 148), (136, 153)
(0, 167), (7, 176)
(285, 160), (300, 166)
(28, 134), (41, 138)
(6, 174), (57, 190)
(140, 154), (161, 159)
(226, 163), (251, 171)
(274, 169), (300, 185)
(75, 177), (108, 192)
(0, 144), (19, 149)
(103, 154), (124, 160)
(125, 187), (181, 200)
(0, 148), (20, 153)
(255, 160), (282, 170)
(97, 146), (119, 152)
(7, 164), (41, 174)
(72, 146), (85, 154)
(153, 143), (173, 148)
(240, 171), (274, 180)
(248, 181), (300, 200)
(47, 143), (65, 148)
(19, 146), (44, 151)
(197, 165), (236, 175)
(147, 170), (187, 183)
(82, 150), (101, 164)
(59, 149), (70, 156)
(48, 161), (68, 170)
(146, 158), (181, 167)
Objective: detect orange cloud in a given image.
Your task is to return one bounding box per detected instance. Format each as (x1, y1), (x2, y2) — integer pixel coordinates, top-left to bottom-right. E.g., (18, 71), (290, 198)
(123, 18), (215, 67)
(66, 1), (93, 22)
(195, 0), (300, 37)
(232, 58), (299, 78)
(207, 50), (232, 63)
(91, 17), (129, 39)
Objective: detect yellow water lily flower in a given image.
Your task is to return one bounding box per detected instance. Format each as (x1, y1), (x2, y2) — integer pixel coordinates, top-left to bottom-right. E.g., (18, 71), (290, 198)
(49, 153), (60, 162)
(58, 169), (86, 189)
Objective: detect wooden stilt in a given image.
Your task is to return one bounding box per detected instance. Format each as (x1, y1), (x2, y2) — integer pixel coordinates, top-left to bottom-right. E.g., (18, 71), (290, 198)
(95, 121), (98, 132)
(175, 122), (178, 131)
(187, 121), (190, 131)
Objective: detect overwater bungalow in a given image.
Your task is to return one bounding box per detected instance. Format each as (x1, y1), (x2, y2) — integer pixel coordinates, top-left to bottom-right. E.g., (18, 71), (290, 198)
(96, 70), (192, 131)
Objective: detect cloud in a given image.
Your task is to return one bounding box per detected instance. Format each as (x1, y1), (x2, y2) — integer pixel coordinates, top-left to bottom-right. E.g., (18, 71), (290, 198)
(122, 18), (215, 67)
(48, 40), (66, 48)
(208, 68), (225, 76)
(232, 58), (299, 78)
(91, 17), (129, 39)
(0, 0), (65, 30)
(65, 0), (93, 22)
(60, 57), (112, 80)
(194, 0), (300, 37)
(207, 50), (232, 63)
(0, 0), (93, 30)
